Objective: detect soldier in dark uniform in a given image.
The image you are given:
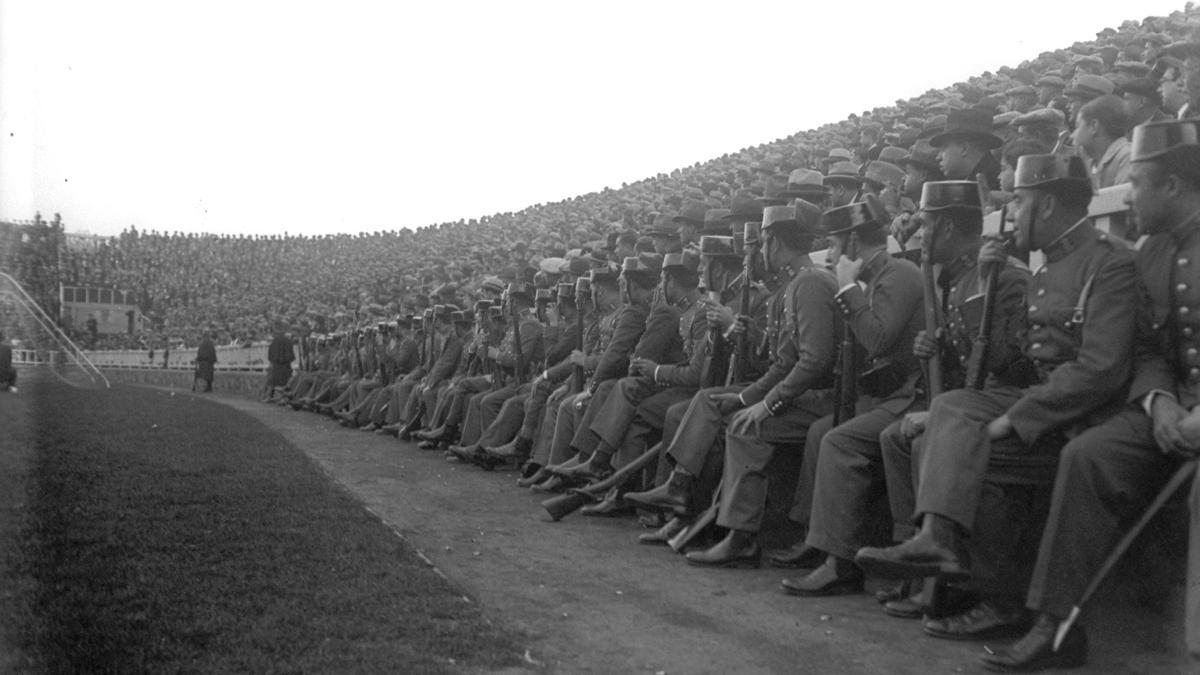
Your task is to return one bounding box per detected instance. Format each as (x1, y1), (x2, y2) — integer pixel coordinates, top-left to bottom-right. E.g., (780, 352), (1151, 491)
(195, 330), (217, 392)
(625, 225), (775, 544)
(527, 267), (623, 491)
(981, 122), (1200, 670)
(548, 253), (676, 481)
(682, 201), (840, 567)
(871, 182), (1033, 623)
(263, 325), (295, 401)
(483, 282), (581, 462)
(449, 284), (543, 462)
(776, 199), (925, 593)
(552, 250), (707, 502)
(848, 154), (1142, 672)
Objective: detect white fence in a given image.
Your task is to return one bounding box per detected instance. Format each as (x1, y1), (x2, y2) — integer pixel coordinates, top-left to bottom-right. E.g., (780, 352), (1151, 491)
(83, 344), (280, 372)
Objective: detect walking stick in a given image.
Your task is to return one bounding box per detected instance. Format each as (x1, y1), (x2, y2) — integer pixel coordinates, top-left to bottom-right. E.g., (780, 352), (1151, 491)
(1053, 459), (1198, 651)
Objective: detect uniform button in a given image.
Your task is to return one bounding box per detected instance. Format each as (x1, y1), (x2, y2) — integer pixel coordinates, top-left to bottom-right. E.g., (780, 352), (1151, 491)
(950, 286), (957, 294)
(1029, 305), (1038, 313)
(1190, 348), (1199, 358)
(1032, 342), (1042, 350)
(1179, 283), (1190, 294)
(1037, 288), (1045, 297)
(1180, 257), (1190, 267)
(1031, 323), (1042, 330)
(1186, 327), (1195, 338)
(1182, 306), (1191, 317)
(1191, 367), (1200, 381)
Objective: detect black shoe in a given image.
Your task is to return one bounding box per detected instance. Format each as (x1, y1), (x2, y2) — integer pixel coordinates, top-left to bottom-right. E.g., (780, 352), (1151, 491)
(638, 517), (687, 546)
(624, 471), (692, 516)
(924, 600), (1029, 642)
(579, 487), (634, 517)
(768, 543), (824, 570)
(980, 612), (1086, 672)
(684, 530), (761, 569)
(853, 531), (970, 582)
(780, 557), (864, 597)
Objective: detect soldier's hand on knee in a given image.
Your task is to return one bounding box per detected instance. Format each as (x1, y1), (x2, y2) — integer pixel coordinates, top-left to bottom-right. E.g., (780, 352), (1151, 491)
(1151, 395), (1191, 455)
(1170, 405), (1200, 457)
(708, 392), (744, 416)
(729, 401), (769, 435)
(901, 411), (929, 439)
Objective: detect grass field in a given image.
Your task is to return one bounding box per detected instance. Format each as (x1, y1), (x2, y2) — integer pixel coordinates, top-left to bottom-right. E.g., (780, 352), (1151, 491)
(2, 373), (525, 673)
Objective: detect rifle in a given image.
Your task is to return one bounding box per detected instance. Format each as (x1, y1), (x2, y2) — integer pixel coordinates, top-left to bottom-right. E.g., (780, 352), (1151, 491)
(572, 278), (589, 392)
(541, 443), (662, 521)
(968, 176), (1006, 390)
(920, 213), (944, 402)
(727, 222), (760, 385)
(511, 293), (526, 386)
(833, 228), (861, 425)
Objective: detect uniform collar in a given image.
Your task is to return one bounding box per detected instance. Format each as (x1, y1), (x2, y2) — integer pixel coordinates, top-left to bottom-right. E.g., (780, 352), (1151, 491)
(1041, 217), (1092, 263)
(939, 246), (980, 287)
(1168, 207), (1200, 246)
(858, 249), (889, 284)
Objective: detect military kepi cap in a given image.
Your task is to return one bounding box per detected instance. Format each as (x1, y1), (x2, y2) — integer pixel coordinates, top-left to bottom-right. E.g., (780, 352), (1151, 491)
(1131, 119), (1200, 163)
(824, 197), (888, 235)
(920, 181), (983, 211)
(621, 252), (664, 277)
(663, 250), (701, 274)
(1013, 154), (1092, 192)
(699, 235), (739, 258)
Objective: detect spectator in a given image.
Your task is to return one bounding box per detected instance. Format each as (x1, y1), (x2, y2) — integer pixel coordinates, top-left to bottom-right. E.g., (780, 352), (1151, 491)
(1073, 94), (1132, 189)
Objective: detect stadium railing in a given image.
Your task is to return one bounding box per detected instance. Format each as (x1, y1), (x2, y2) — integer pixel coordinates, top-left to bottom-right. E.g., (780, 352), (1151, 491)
(83, 344), (273, 372)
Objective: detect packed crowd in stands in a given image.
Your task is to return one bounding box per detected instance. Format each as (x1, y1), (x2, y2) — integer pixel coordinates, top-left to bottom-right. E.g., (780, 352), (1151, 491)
(4, 6), (1200, 672)
(2, 9), (1196, 351)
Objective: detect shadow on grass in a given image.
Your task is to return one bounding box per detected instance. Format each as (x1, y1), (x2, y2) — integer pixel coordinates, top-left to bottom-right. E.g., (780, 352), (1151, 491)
(17, 381), (526, 673)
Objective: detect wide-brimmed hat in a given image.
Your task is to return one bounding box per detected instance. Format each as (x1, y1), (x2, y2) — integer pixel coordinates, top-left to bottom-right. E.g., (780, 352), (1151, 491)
(877, 146), (908, 165)
(1035, 75), (1066, 89)
(929, 109), (1004, 149)
(863, 161), (905, 190)
(1122, 78), (1163, 105)
(783, 169), (830, 199)
(1063, 74), (1114, 100)
(1131, 119), (1200, 163)
(645, 212), (679, 238)
(758, 174), (790, 206)
(722, 189), (765, 223)
(762, 202), (824, 239)
(702, 208), (731, 235)
(672, 199), (709, 227)
(1012, 108), (1065, 129)
(823, 161), (863, 187)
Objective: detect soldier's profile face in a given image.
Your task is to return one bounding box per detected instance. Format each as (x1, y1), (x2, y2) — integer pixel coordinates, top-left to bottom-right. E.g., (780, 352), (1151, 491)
(1007, 189), (1037, 252)
(1126, 162), (1169, 235)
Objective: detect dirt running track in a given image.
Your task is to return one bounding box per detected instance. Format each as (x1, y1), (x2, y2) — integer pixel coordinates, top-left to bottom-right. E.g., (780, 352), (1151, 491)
(198, 389), (1182, 674)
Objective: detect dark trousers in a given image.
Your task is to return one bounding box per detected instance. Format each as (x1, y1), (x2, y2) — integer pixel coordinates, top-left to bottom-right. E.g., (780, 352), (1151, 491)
(806, 405), (908, 560)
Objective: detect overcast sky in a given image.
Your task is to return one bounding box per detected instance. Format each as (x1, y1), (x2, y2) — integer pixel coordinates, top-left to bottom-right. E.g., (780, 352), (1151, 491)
(0, 1), (1186, 237)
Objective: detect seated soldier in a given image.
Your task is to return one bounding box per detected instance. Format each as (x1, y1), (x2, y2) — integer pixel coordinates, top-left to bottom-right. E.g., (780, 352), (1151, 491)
(852, 154), (1143, 671)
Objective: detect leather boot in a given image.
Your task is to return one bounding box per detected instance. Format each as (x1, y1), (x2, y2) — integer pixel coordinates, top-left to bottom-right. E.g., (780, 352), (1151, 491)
(530, 474), (566, 493)
(624, 470), (692, 515)
(780, 556), (864, 597)
(580, 486), (634, 517)
(684, 530), (761, 568)
(397, 417), (423, 441)
(638, 516), (687, 546)
(485, 436), (532, 460)
(419, 424), (453, 441)
(557, 454), (613, 482)
(517, 465), (550, 488)
(767, 542), (824, 570)
(980, 612), (1086, 672)
(546, 452), (587, 475)
(854, 515), (970, 582)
